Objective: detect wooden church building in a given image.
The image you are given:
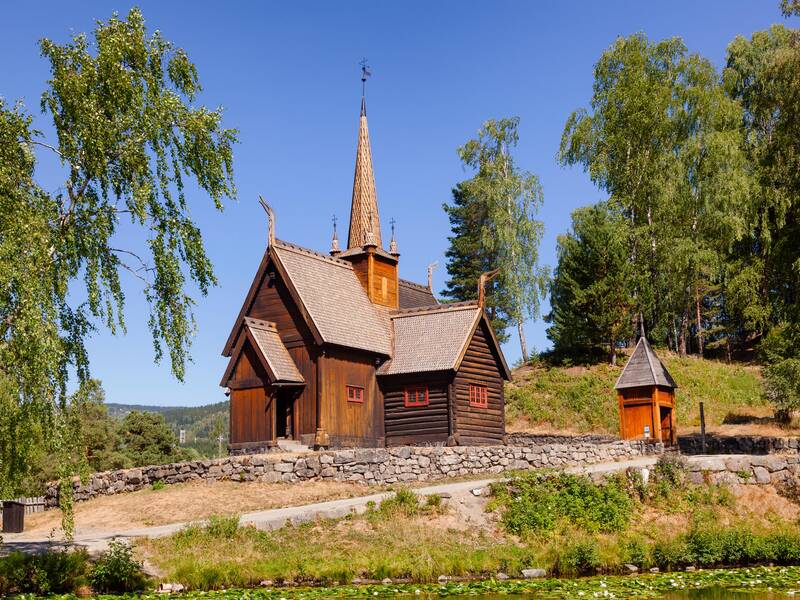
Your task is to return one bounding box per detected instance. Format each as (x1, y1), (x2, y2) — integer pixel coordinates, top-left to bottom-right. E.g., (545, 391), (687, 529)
(220, 92), (511, 452)
(615, 337), (678, 445)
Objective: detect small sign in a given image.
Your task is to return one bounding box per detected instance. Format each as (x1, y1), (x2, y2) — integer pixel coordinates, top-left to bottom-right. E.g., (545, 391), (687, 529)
(644, 425), (650, 439)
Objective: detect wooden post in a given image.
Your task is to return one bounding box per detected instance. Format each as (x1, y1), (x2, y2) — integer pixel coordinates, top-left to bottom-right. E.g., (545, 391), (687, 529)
(653, 388), (661, 442)
(700, 401), (706, 454)
(314, 350), (329, 449)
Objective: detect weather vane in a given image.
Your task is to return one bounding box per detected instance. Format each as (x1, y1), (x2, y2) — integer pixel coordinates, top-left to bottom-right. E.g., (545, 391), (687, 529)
(359, 58), (371, 96)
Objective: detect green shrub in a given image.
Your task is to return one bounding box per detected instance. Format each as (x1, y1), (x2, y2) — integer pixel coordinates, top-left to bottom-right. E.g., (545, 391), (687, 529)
(205, 515), (240, 538)
(152, 480), (166, 491)
(551, 538), (601, 576)
(767, 531), (800, 563)
(494, 471), (633, 535)
(620, 535), (651, 568)
(379, 488), (420, 517)
(653, 454), (688, 487)
(90, 540), (148, 593)
(764, 358), (800, 421)
(425, 494), (443, 510)
(0, 548), (90, 596)
(652, 536), (692, 570)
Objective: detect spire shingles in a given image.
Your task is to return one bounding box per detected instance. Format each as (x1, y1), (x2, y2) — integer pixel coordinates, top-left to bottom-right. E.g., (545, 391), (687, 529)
(347, 97), (382, 249)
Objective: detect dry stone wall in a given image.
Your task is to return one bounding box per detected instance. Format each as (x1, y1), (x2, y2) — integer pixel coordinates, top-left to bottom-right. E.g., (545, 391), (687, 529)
(687, 454), (800, 486)
(679, 434), (800, 455)
(45, 438), (662, 508)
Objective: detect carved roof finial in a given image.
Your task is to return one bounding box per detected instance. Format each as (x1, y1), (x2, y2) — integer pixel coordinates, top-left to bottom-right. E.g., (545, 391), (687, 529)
(427, 261), (438, 293)
(389, 217), (398, 255)
(364, 210), (377, 247)
(258, 196), (275, 246)
(347, 61), (381, 250)
(330, 214), (341, 256)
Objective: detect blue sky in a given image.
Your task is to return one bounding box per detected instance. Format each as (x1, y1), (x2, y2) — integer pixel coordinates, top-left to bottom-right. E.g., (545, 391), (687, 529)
(1, 2), (793, 407)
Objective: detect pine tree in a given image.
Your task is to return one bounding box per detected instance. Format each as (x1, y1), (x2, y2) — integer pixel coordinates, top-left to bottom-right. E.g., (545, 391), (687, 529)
(441, 184), (509, 341)
(546, 202), (635, 365)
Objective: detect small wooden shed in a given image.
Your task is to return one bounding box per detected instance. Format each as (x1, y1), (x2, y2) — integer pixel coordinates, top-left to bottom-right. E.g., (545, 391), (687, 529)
(615, 338), (678, 445)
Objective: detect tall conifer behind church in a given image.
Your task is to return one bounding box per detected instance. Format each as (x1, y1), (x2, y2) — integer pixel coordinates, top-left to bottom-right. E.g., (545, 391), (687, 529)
(442, 118), (548, 361)
(441, 184), (509, 342)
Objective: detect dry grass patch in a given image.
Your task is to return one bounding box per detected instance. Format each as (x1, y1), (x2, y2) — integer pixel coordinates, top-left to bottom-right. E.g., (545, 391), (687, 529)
(21, 479), (379, 539)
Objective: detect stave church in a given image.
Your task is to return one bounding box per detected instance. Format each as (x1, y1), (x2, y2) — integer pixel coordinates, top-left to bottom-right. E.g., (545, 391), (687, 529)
(220, 84), (511, 452)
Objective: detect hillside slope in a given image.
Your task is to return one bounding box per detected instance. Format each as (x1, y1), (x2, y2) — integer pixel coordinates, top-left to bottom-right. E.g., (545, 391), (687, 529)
(107, 401), (229, 457)
(506, 353), (765, 435)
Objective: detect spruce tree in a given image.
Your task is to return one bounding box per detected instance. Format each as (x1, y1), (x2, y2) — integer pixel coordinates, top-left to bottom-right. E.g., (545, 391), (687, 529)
(441, 184), (509, 341)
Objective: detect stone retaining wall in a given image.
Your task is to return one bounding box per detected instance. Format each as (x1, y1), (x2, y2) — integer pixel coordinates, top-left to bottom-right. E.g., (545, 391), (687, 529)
(679, 434), (800, 455)
(45, 439), (662, 508)
(687, 454), (800, 486)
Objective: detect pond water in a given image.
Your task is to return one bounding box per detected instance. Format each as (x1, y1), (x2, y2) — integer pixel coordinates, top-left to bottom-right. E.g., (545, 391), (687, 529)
(651, 592), (779, 599)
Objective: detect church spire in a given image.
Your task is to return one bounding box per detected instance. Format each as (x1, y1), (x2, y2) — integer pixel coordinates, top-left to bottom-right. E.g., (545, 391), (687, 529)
(347, 60), (382, 249)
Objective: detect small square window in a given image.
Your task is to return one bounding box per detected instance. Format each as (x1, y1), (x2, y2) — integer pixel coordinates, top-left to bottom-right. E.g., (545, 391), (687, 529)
(347, 385), (364, 403)
(469, 384), (488, 408)
(404, 386), (429, 407)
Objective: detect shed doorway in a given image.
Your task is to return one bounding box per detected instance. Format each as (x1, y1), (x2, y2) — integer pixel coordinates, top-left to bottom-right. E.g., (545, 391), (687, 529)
(659, 406), (673, 445)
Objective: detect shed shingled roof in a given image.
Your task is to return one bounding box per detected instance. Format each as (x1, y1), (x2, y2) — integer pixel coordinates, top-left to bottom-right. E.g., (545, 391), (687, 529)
(271, 241), (392, 356)
(221, 317), (304, 385)
(377, 303), (481, 376)
(615, 337), (677, 390)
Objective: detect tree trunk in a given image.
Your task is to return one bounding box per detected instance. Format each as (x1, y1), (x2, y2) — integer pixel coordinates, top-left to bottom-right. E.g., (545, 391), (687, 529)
(610, 340), (617, 366)
(695, 286), (704, 357)
(678, 310), (689, 358)
(725, 337), (732, 364)
(517, 319), (529, 364)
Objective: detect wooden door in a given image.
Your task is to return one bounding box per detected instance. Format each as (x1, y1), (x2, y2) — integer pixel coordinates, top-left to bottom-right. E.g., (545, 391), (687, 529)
(622, 404), (653, 440)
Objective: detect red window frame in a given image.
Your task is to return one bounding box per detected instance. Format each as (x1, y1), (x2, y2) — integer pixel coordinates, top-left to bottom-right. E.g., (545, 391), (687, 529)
(346, 385), (364, 403)
(404, 386), (429, 407)
(469, 384), (489, 408)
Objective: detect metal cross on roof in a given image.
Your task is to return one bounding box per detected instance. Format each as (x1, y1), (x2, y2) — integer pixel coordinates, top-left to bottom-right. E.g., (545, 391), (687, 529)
(359, 58), (371, 95)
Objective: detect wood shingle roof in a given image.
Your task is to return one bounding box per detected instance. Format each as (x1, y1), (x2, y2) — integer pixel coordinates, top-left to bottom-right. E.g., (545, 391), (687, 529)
(615, 337), (677, 390)
(221, 317), (304, 386)
(271, 241), (392, 356)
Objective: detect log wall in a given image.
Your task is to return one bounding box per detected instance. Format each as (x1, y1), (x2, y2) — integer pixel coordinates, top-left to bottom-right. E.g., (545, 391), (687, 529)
(382, 373), (450, 446)
(452, 322), (505, 445)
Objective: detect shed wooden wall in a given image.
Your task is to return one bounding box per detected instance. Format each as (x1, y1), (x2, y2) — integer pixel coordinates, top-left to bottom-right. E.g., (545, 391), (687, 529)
(244, 262), (316, 439)
(452, 322), (505, 445)
(382, 373), (450, 446)
(319, 349), (384, 447)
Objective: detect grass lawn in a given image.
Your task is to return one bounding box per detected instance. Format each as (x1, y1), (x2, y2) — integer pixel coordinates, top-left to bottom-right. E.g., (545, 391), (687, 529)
(506, 353), (766, 435)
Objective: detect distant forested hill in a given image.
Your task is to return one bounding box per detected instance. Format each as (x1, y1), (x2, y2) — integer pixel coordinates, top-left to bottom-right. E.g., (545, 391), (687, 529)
(106, 401), (229, 457)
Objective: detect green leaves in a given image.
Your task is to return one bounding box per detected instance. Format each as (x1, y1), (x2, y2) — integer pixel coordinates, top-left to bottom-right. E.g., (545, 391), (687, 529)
(546, 202), (634, 363)
(444, 117), (548, 359)
(0, 8), (236, 505)
(558, 32), (751, 355)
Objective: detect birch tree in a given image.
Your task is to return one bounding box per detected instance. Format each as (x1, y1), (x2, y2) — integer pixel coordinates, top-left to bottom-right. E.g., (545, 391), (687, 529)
(455, 118), (548, 362)
(0, 8), (237, 527)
